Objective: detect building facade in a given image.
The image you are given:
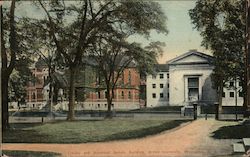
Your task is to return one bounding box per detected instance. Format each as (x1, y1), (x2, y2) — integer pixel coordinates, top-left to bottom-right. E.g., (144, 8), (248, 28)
(146, 50), (244, 107)
(25, 59), (142, 111)
(26, 60), (49, 109)
(81, 68), (141, 110)
(146, 65), (169, 107)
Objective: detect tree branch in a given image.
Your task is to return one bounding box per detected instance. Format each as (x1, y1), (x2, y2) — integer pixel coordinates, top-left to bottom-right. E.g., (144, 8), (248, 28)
(38, 0), (72, 65)
(7, 0), (17, 76)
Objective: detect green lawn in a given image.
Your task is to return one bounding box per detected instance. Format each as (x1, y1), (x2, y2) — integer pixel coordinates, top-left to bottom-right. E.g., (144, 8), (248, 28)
(3, 119), (189, 143)
(3, 150), (61, 157)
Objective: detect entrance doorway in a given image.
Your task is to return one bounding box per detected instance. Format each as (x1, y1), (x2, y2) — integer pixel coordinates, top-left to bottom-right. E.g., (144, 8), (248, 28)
(188, 77), (199, 101)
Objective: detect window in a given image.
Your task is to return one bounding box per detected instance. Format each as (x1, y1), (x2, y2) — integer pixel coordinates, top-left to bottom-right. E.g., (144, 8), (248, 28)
(32, 80), (35, 86)
(152, 93), (156, 98)
(167, 83), (169, 88)
(128, 91), (131, 99)
(167, 93), (169, 98)
(121, 91), (124, 99)
(160, 84), (164, 88)
(105, 91), (107, 98)
(121, 72), (124, 85)
(98, 92), (101, 99)
(229, 81), (234, 87)
(32, 93), (36, 99)
(222, 92), (225, 98)
(160, 93), (164, 98)
(230, 92), (234, 98)
(152, 84), (156, 88)
(239, 91), (243, 97)
(167, 73), (169, 79)
(159, 74), (164, 79)
(239, 82), (243, 87)
(98, 104), (100, 108)
(188, 77), (199, 101)
(128, 70), (131, 85)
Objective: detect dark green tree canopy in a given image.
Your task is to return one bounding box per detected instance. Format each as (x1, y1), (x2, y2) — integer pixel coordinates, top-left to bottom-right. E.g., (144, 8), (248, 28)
(189, 0), (245, 87)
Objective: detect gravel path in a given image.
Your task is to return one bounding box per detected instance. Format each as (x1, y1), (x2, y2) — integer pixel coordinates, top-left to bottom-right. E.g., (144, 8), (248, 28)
(2, 119), (235, 157)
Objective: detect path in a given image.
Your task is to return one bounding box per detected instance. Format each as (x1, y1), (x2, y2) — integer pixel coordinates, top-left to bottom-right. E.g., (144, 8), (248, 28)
(2, 119), (235, 157)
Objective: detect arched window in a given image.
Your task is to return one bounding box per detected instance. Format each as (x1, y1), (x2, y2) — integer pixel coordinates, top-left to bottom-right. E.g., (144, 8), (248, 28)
(32, 93), (36, 100)
(128, 91), (131, 99)
(121, 91), (124, 99)
(128, 70), (131, 85)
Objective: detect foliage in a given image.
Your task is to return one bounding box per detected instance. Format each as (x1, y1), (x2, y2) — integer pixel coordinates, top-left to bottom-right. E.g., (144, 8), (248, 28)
(31, 0), (168, 119)
(189, 0), (246, 106)
(1, 1), (36, 129)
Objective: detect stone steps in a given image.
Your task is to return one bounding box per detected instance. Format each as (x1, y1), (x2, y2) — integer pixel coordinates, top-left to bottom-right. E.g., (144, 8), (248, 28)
(233, 138), (250, 154)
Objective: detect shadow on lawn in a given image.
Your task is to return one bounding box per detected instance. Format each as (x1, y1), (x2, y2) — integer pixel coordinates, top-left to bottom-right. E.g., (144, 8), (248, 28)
(104, 120), (189, 141)
(3, 120), (190, 143)
(212, 122), (250, 139)
(3, 150), (61, 157)
(3, 123), (48, 143)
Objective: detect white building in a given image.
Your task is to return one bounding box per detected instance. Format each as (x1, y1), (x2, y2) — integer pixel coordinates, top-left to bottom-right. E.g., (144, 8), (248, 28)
(146, 64), (169, 107)
(146, 50), (243, 107)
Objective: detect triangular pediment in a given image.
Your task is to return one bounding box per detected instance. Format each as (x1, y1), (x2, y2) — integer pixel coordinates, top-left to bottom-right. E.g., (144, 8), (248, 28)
(167, 51), (213, 65)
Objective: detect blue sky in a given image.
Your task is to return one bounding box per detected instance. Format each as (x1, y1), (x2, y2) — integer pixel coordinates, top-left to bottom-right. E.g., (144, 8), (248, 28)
(147, 1), (211, 63)
(4, 0), (210, 64)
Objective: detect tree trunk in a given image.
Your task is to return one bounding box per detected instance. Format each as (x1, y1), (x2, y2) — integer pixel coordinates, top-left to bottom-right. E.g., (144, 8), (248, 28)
(48, 65), (52, 112)
(218, 82), (223, 113)
(1, 0), (16, 130)
(67, 66), (76, 121)
(2, 75), (10, 130)
(106, 86), (113, 118)
(243, 70), (248, 117)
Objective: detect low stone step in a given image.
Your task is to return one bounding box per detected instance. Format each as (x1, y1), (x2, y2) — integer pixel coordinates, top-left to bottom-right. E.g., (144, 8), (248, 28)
(243, 138), (250, 150)
(233, 143), (245, 153)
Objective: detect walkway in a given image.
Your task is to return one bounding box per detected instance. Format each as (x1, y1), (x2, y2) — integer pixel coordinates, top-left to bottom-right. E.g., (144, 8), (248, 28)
(2, 119), (235, 157)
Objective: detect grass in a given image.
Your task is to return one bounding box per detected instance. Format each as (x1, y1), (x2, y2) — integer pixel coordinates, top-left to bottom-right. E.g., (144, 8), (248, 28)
(3, 150), (61, 157)
(3, 119), (189, 143)
(212, 122), (250, 139)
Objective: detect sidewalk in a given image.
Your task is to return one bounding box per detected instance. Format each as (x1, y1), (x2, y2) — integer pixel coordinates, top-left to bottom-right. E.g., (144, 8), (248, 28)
(3, 119), (236, 157)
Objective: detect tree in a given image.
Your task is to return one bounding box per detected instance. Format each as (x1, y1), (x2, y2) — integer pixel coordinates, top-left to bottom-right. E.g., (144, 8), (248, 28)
(1, 0), (18, 129)
(89, 34), (165, 117)
(189, 0), (246, 111)
(1, 1), (36, 129)
(36, 0), (167, 120)
(9, 57), (33, 105)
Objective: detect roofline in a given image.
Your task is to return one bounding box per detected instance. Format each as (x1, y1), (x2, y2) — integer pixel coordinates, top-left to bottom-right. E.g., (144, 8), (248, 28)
(166, 51), (213, 64)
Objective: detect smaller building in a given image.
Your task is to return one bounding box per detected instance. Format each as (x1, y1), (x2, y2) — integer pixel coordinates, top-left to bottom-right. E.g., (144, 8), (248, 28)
(146, 50), (244, 107)
(146, 64), (169, 107)
(222, 80), (243, 106)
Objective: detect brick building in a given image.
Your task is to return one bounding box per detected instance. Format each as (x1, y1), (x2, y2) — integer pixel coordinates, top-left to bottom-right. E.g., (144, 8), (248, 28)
(26, 59), (49, 109)
(25, 58), (143, 111)
(82, 67), (141, 110)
